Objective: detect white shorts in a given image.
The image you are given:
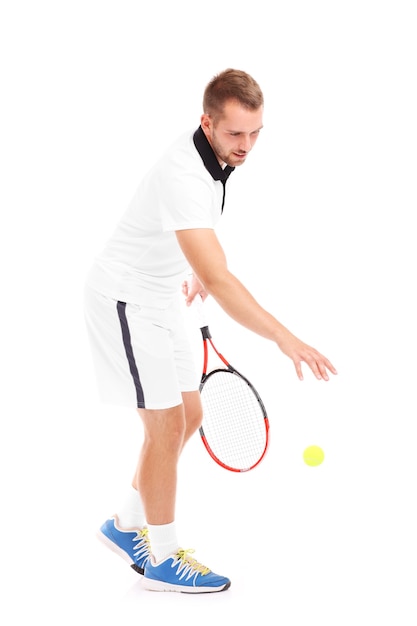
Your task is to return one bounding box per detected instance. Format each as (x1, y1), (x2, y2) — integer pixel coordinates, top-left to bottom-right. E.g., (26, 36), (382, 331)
(84, 285), (200, 409)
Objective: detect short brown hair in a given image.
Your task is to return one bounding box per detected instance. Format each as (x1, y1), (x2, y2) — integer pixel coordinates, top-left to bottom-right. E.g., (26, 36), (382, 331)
(203, 69), (264, 120)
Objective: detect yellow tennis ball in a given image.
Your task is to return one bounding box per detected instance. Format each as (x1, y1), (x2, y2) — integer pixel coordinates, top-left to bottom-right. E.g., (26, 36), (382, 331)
(303, 445), (325, 466)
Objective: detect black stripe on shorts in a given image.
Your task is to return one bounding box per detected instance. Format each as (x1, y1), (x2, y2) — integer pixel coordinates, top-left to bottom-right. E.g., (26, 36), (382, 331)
(116, 301), (145, 408)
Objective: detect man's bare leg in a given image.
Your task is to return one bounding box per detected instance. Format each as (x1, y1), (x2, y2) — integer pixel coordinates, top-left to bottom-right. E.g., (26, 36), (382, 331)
(134, 390), (202, 525)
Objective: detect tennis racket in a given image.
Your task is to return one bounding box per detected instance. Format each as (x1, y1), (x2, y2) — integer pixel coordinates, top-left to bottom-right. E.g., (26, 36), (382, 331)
(193, 297), (270, 472)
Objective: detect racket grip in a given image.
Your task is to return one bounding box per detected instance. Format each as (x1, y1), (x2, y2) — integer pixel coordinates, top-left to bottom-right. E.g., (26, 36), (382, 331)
(189, 290), (210, 332)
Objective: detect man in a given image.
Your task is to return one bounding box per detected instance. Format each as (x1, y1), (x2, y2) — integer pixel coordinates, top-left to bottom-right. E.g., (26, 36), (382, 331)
(84, 69), (337, 594)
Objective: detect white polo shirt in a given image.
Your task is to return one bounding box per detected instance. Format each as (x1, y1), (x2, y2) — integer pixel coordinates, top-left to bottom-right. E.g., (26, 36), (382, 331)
(86, 127), (234, 307)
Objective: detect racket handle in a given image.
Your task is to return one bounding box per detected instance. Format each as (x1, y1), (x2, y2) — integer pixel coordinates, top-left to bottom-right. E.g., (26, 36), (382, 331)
(187, 289), (210, 334)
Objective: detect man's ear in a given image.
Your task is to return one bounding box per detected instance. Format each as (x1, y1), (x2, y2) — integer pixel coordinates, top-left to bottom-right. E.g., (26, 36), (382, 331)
(200, 113), (212, 136)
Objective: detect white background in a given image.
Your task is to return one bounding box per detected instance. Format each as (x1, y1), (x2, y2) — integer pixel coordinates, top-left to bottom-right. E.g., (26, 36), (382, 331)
(1, 1), (416, 624)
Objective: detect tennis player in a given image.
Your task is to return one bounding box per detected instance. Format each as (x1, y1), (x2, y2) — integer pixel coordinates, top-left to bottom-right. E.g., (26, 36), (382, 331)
(84, 68), (337, 593)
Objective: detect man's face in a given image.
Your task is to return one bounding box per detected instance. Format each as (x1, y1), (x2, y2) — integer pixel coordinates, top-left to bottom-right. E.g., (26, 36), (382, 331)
(202, 100), (264, 168)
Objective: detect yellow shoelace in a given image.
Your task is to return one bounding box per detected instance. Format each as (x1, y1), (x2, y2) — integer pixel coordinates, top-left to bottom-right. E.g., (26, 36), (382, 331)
(176, 549), (211, 576)
(134, 527), (149, 541)
(134, 528), (151, 552)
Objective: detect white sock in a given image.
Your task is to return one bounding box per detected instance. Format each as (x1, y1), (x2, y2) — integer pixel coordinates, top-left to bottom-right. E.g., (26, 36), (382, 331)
(116, 486), (146, 530)
(147, 522), (179, 562)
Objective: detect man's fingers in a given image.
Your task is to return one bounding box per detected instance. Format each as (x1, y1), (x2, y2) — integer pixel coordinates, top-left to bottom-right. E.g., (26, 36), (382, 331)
(294, 351), (337, 381)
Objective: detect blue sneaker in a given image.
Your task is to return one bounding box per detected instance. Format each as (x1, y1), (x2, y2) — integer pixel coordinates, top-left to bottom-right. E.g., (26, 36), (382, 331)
(97, 516), (150, 574)
(143, 549), (231, 593)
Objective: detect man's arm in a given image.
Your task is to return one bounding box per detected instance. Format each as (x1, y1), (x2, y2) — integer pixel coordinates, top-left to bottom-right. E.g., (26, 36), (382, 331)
(176, 228), (337, 381)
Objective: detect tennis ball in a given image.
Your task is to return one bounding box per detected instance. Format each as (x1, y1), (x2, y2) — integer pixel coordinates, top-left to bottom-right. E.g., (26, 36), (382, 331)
(303, 445), (325, 466)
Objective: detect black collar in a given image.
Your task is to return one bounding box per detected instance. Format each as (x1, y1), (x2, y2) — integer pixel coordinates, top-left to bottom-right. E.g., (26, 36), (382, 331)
(193, 126), (235, 182)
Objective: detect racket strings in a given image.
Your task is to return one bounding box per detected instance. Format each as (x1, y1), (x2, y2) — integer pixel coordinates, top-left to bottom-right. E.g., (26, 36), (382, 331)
(200, 370), (267, 471)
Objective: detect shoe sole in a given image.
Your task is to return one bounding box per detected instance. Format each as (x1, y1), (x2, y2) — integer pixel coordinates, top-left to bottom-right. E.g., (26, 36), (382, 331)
(96, 530), (145, 575)
(142, 578), (231, 593)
